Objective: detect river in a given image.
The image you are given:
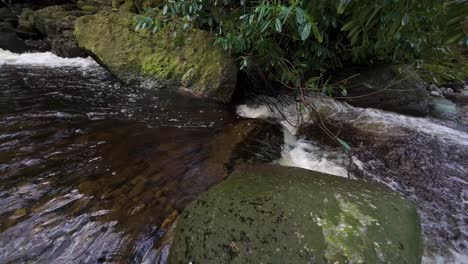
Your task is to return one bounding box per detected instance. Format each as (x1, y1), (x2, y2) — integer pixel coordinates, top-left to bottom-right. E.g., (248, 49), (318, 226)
(0, 49), (467, 263)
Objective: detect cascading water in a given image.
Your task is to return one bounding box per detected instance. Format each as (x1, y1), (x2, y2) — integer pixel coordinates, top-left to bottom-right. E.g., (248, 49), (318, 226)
(237, 96), (468, 264)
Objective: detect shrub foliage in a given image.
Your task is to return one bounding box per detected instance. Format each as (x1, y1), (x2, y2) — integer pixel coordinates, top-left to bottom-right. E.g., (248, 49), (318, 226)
(136, 0), (468, 89)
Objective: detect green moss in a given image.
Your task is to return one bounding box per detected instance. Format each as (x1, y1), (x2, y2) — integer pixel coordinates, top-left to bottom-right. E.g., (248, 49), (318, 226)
(80, 5), (99, 12)
(168, 165), (423, 264)
(141, 54), (184, 80)
(74, 11), (237, 102)
(119, 0), (137, 12)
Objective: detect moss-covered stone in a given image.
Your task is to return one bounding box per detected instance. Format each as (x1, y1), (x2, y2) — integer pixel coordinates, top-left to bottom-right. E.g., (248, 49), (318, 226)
(74, 11), (238, 102)
(168, 164), (423, 264)
(32, 5), (88, 57)
(18, 8), (36, 32)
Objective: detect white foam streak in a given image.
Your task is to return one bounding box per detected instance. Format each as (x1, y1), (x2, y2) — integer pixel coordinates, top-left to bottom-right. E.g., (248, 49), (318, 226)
(279, 131), (350, 177)
(0, 48), (98, 68)
(237, 96), (468, 146)
(423, 250), (468, 264)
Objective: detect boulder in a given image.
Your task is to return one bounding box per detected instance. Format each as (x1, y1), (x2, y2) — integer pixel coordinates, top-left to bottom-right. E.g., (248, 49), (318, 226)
(32, 5), (88, 57)
(0, 30), (50, 52)
(169, 164), (423, 264)
(0, 7), (17, 34)
(74, 11), (238, 102)
(335, 65), (429, 116)
(17, 8), (36, 33)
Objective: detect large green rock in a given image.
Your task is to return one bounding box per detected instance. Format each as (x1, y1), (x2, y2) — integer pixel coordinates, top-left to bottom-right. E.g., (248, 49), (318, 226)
(168, 165), (423, 264)
(74, 11), (238, 102)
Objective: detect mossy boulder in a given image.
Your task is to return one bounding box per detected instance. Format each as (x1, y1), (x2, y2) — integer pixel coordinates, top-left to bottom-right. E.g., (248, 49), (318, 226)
(74, 11), (237, 102)
(32, 5), (88, 57)
(76, 0), (113, 13)
(169, 164), (423, 264)
(18, 8), (36, 32)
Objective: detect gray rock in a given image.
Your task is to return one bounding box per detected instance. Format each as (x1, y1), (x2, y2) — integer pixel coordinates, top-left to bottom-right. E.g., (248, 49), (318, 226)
(336, 65), (429, 116)
(0, 30), (49, 52)
(18, 8), (35, 32)
(32, 5), (87, 57)
(430, 91), (442, 97)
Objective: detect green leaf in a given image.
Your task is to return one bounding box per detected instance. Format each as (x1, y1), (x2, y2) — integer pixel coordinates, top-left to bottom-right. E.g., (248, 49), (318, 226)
(401, 14), (409, 26)
(311, 23), (323, 43)
(301, 22), (312, 40)
(260, 20), (271, 33)
(337, 2), (345, 14)
(341, 87), (347, 96)
(337, 138), (352, 152)
(296, 7), (305, 25)
(279, 6), (291, 23)
(135, 20), (142, 31)
(275, 18), (282, 32)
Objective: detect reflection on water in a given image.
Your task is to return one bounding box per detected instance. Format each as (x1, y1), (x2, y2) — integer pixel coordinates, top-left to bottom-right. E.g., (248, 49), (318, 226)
(0, 63), (238, 263)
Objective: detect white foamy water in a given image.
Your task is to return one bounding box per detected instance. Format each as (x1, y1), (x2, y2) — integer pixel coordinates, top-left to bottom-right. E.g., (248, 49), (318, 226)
(237, 96), (468, 146)
(0, 48), (98, 68)
(279, 130), (350, 177)
(237, 96), (468, 263)
(237, 100), (362, 177)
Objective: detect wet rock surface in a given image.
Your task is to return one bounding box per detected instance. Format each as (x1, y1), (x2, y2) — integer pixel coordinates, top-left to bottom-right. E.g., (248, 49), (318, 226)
(333, 65), (429, 116)
(169, 164), (422, 264)
(31, 5), (88, 57)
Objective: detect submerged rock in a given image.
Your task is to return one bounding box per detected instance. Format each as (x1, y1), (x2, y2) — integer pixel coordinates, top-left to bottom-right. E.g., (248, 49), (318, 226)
(74, 11), (238, 102)
(207, 119), (283, 167)
(428, 97), (461, 122)
(335, 65), (429, 116)
(168, 164), (423, 264)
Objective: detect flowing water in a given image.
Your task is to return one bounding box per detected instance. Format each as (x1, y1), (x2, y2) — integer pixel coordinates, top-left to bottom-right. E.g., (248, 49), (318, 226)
(1, 48), (467, 263)
(0, 49), (243, 263)
(237, 96), (468, 264)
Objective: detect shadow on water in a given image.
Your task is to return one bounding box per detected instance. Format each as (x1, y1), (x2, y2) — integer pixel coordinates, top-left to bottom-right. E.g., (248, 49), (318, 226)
(0, 64), (241, 263)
